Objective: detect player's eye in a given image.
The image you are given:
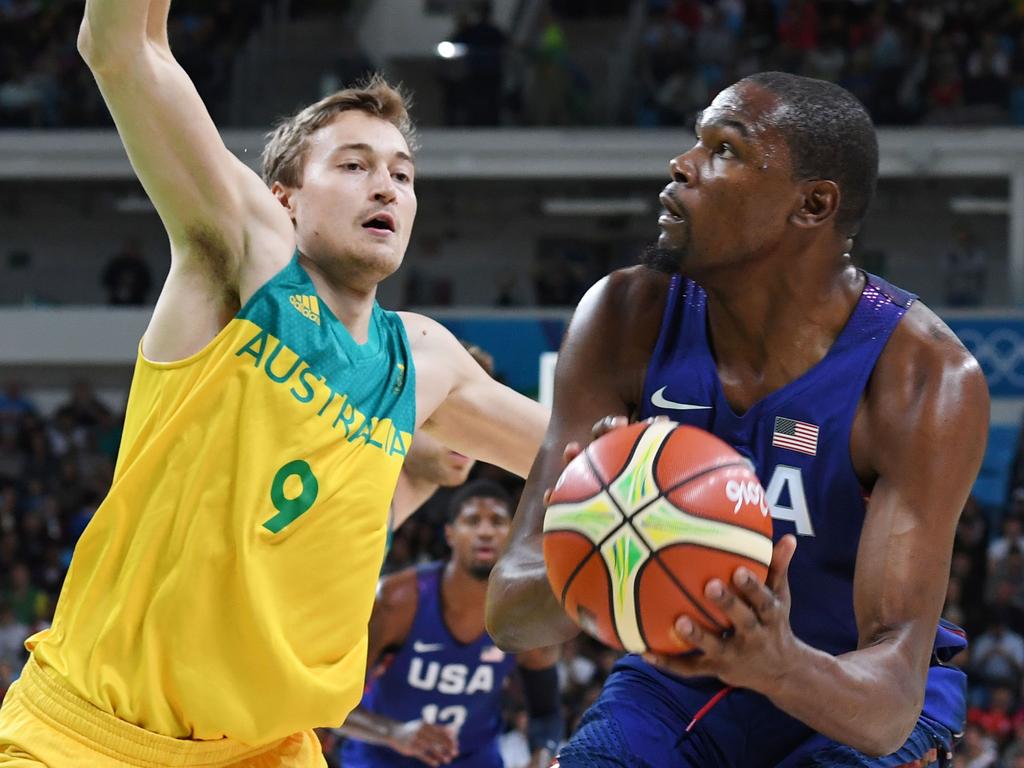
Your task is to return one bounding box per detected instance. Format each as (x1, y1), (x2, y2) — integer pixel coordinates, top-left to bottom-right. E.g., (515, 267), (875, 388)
(393, 171), (412, 183)
(713, 143), (736, 159)
(339, 162), (363, 172)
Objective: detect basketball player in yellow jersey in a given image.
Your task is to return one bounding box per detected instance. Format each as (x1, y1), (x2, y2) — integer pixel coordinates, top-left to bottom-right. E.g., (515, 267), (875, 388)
(0, 2), (548, 767)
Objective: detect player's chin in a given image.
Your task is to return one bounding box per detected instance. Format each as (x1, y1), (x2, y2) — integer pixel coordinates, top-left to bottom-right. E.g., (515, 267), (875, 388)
(468, 561), (495, 580)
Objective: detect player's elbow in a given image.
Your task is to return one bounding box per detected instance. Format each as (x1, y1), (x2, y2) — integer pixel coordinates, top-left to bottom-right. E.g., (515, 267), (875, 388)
(77, 18), (144, 74)
(853, 695), (922, 757)
(484, 570), (521, 651)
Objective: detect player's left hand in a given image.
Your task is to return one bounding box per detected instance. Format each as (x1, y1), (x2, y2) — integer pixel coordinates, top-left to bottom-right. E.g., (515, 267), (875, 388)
(642, 534), (800, 693)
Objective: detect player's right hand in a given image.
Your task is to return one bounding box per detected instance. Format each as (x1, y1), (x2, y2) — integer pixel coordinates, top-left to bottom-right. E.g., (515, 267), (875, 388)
(543, 415), (665, 506)
(389, 720), (458, 766)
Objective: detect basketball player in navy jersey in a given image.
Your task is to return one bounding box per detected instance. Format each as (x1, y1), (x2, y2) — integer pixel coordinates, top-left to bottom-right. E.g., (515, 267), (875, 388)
(341, 480), (563, 767)
(486, 72), (988, 767)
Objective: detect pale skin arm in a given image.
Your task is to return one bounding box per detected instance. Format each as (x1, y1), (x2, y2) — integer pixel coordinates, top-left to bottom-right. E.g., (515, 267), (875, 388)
(646, 310), (990, 755)
(401, 313), (549, 478)
(485, 269), (667, 651)
(336, 571), (459, 767)
(78, 0), (292, 361)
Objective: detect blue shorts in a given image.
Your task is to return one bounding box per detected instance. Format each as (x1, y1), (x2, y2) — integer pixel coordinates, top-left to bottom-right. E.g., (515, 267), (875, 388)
(555, 657), (957, 768)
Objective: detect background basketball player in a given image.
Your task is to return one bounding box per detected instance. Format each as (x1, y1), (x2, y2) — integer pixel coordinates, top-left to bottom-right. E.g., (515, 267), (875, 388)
(340, 480), (561, 768)
(0, 1), (548, 766)
(486, 72), (988, 766)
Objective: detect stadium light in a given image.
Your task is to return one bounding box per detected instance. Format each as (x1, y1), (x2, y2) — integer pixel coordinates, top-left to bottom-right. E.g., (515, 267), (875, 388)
(436, 41), (467, 59)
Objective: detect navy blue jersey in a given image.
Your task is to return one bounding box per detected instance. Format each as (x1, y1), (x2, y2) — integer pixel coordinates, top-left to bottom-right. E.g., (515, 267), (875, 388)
(628, 271), (966, 735)
(342, 562), (518, 768)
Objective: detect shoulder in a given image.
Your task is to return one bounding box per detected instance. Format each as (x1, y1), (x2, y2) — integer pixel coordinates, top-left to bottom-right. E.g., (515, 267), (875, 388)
(397, 312), (460, 355)
(578, 266), (672, 323)
(859, 298), (989, 473)
(871, 300), (987, 410)
(376, 565), (422, 616)
(561, 267), (672, 404)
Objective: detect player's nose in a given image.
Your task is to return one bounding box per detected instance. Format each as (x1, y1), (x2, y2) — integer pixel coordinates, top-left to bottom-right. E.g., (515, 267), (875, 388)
(369, 166), (398, 204)
(669, 154), (694, 186)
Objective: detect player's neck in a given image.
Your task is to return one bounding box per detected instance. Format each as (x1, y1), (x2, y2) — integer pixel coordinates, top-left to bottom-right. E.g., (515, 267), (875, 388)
(440, 561), (487, 630)
(297, 251), (378, 343)
(703, 256), (862, 386)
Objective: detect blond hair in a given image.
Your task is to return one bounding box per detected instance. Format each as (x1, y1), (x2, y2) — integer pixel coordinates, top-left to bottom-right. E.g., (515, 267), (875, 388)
(261, 74), (417, 187)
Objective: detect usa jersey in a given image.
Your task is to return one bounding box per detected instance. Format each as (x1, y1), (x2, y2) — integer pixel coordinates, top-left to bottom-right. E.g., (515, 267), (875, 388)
(342, 562), (518, 768)
(630, 271), (966, 735)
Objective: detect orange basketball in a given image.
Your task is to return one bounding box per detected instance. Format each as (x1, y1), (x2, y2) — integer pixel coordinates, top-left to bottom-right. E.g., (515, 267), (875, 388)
(542, 420), (773, 655)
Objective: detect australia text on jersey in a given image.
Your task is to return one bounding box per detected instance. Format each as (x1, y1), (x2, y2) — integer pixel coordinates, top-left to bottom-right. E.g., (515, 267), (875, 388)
(235, 324), (410, 458)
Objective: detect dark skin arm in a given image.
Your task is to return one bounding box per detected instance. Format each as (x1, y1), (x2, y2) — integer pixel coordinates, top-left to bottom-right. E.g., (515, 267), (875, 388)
(646, 304), (989, 755)
(337, 569), (460, 767)
(517, 646), (563, 768)
(485, 267), (669, 651)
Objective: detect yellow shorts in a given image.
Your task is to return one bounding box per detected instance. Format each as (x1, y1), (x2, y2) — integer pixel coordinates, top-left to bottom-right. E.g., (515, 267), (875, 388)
(0, 657), (327, 767)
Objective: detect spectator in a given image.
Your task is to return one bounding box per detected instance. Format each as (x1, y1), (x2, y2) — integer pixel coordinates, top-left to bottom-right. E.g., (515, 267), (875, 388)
(0, 602), (26, 669)
(944, 226), (988, 307)
(2, 562), (45, 627)
(972, 612), (1024, 690)
(957, 722), (999, 768)
(449, 2), (508, 126)
(55, 380), (112, 430)
(101, 239), (153, 306)
(968, 685), (1017, 748)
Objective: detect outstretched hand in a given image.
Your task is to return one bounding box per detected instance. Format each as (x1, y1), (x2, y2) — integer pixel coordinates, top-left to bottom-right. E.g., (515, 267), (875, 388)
(643, 535), (801, 693)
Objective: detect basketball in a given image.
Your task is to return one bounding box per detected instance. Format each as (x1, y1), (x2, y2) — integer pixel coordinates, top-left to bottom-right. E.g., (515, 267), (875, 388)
(542, 420), (774, 655)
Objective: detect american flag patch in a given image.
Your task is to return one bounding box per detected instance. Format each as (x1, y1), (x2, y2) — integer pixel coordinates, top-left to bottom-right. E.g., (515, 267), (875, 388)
(772, 417), (819, 456)
(480, 645), (506, 663)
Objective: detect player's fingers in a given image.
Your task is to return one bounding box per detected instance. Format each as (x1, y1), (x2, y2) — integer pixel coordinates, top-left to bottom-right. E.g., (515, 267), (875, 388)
(767, 535), (797, 600)
(705, 579), (758, 633)
(732, 567), (781, 623)
(671, 615), (725, 657)
(591, 415), (628, 439)
(426, 725), (458, 754)
(562, 441), (582, 465)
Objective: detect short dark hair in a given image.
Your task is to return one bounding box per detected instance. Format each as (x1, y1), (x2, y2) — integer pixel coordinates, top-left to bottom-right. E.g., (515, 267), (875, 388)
(741, 72), (878, 237)
(447, 480), (512, 523)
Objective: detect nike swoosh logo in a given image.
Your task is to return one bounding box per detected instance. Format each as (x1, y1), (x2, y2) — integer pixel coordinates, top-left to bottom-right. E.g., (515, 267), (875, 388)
(413, 641), (444, 653)
(651, 386), (712, 411)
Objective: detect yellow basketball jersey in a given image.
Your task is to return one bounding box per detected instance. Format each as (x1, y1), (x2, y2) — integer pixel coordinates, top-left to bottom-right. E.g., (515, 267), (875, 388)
(29, 254), (415, 745)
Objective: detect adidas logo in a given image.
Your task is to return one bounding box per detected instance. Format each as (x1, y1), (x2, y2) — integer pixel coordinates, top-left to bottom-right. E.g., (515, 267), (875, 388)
(289, 294), (320, 325)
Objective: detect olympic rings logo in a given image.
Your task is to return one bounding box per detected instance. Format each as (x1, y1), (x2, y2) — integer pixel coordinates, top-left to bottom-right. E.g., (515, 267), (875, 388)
(955, 327), (1024, 389)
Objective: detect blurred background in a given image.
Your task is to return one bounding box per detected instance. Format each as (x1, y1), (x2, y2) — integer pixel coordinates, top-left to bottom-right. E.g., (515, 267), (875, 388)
(2, 0), (1024, 764)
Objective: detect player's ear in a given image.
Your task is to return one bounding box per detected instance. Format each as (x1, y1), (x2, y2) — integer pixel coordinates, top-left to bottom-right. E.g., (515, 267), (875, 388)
(444, 523), (454, 549)
(271, 181), (298, 222)
(791, 179), (839, 230)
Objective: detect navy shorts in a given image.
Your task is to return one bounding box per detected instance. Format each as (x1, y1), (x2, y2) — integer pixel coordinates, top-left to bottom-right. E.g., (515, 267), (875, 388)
(555, 658), (954, 768)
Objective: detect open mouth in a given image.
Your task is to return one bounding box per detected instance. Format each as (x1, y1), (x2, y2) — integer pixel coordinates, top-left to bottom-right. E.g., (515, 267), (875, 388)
(362, 213), (395, 233)
(658, 192), (687, 222)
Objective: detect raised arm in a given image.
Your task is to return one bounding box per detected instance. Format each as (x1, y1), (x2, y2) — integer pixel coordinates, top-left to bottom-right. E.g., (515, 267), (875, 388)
(79, 0), (293, 357)
(484, 268), (669, 651)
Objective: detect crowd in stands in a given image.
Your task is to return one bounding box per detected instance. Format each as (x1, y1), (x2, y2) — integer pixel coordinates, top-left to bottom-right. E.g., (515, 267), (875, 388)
(0, 0), (259, 127)
(6, 0), (1024, 129)
(636, 0), (1024, 127)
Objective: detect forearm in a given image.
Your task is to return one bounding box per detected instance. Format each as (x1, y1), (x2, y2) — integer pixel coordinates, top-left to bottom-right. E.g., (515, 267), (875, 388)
(336, 707), (400, 748)
(486, 537), (578, 652)
(764, 639), (924, 756)
(80, 0), (168, 67)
